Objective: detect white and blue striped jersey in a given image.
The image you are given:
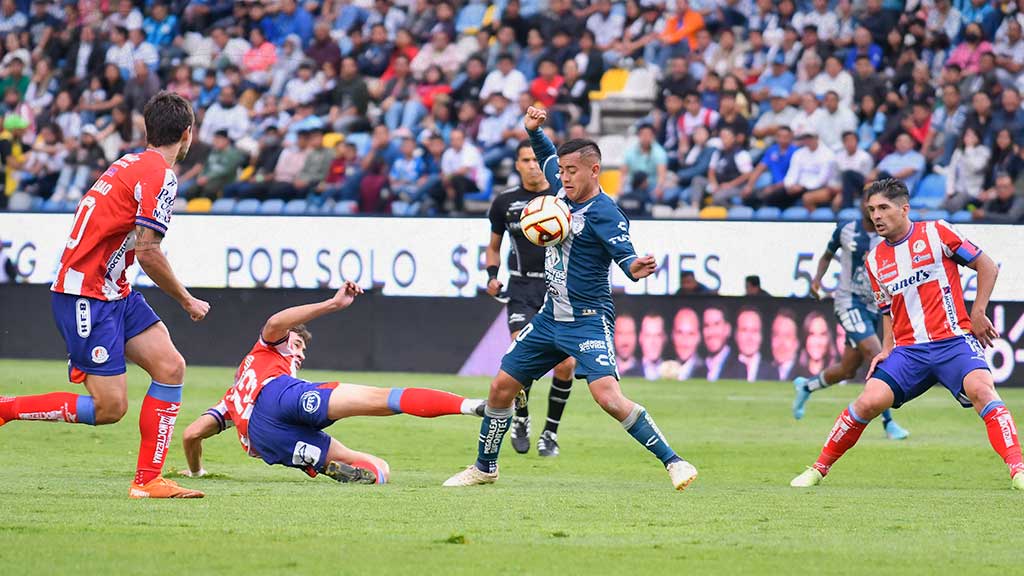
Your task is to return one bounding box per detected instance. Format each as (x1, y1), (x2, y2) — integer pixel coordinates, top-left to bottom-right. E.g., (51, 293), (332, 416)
(827, 219), (881, 313)
(529, 128), (640, 322)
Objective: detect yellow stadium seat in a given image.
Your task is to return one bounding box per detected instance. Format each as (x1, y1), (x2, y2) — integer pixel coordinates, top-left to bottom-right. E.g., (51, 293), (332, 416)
(187, 197), (212, 213)
(322, 132), (345, 149)
(699, 206), (728, 219)
(599, 169), (622, 198)
(589, 69), (629, 100)
(482, 4), (497, 27)
(239, 165), (255, 181)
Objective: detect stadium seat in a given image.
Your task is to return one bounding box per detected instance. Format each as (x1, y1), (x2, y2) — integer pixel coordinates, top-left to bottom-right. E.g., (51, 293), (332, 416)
(481, 4), (497, 28)
(598, 169), (622, 197)
(754, 206), (781, 220)
(651, 204), (675, 219)
(699, 206), (727, 219)
(6, 191), (31, 211)
(597, 135), (627, 168)
(464, 169), (493, 202)
(238, 165), (255, 181)
(234, 198), (262, 214)
(809, 207), (835, 221)
(210, 197), (237, 214)
(455, 2), (488, 35)
(283, 199), (308, 215)
(333, 200), (359, 215)
(781, 206), (809, 220)
(259, 199), (285, 214)
(613, 68), (657, 101)
(186, 197), (212, 213)
(173, 196), (188, 214)
(589, 68), (629, 101)
(910, 173), (946, 209)
(346, 133), (372, 156)
(836, 207), (860, 221)
(390, 200), (410, 216)
(727, 205), (754, 219)
(322, 132), (344, 149)
(41, 197), (65, 212)
(916, 209), (949, 221)
(949, 210), (973, 223)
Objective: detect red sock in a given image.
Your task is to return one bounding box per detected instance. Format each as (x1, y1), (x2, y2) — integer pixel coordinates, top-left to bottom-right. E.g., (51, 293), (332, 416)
(813, 406), (869, 476)
(134, 382), (181, 485)
(0, 392), (94, 424)
(982, 402), (1024, 477)
(393, 388), (465, 418)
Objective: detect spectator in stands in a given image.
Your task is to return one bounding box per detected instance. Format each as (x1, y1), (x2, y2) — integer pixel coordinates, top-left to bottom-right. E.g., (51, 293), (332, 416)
(358, 23), (394, 78)
(620, 123), (669, 213)
(328, 56), (370, 133)
(450, 55), (485, 106)
(960, 0), (999, 39)
(438, 128), (484, 215)
(127, 27), (159, 74)
(852, 55), (886, 109)
(313, 141), (357, 206)
(143, 2), (178, 48)
(680, 90), (719, 138)
(553, 59), (590, 131)
(791, 92), (827, 142)
(123, 61), (160, 117)
(63, 26), (105, 94)
(573, 30), (606, 92)
(814, 56), (854, 109)
(775, 126), (835, 210)
(96, 105), (141, 160)
(410, 27), (462, 79)
(0, 234), (15, 283)
(587, 0), (625, 62)
(387, 135), (427, 202)
(948, 22), (993, 76)
(714, 91), (749, 148)
(819, 91), (858, 152)
(745, 126), (796, 207)
(481, 52), (527, 102)
(939, 126), (990, 213)
(517, 27), (546, 81)
(672, 124), (714, 203)
(792, 51), (823, 99)
(964, 90), (995, 147)
(986, 129), (1023, 188)
(617, 1), (667, 66)
(995, 19), (1024, 86)
(927, 0), (962, 41)
(52, 124), (104, 203)
(924, 84), (967, 167)
(20, 124), (63, 199)
(691, 126), (752, 208)
(657, 56), (698, 110)
(833, 131), (874, 210)
(745, 276), (770, 297)
(677, 270), (713, 295)
(707, 28), (745, 78)
(282, 61), (323, 111)
(871, 132), (927, 194)
(477, 92), (520, 171)
(974, 172), (1024, 223)
(185, 130), (247, 200)
(224, 129), (313, 200)
(639, 314), (667, 381)
(992, 88), (1024, 145)
(199, 85), (250, 145)
(845, 26), (883, 72)
(0, 114), (26, 209)
(752, 88), (798, 146)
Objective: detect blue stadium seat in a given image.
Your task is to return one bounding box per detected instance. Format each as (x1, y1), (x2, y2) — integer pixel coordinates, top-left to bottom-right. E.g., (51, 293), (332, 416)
(727, 205), (754, 219)
(259, 199), (285, 214)
(916, 209), (949, 221)
(754, 206), (781, 220)
(390, 201), (410, 216)
(781, 206), (809, 220)
(949, 210), (973, 223)
(809, 207), (835, 221)
(333, 200), (358, 215)
(346, 133), (371, 157)
(455, 3), (487, 34)
(6, 192), (31, 211)
(30, 195), (45, 210)
(283, 199), (308, 215)
(234, 198), (261, 214)
(41, 197), (65, 212)
(836, 207), (860, 221)
(910, 173), (946, 209)
(210, 198), (236, 214)
(464, 169), (493, 202)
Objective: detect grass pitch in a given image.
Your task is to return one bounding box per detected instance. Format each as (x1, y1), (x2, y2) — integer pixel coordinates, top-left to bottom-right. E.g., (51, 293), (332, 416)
(2, 359), (1023, 575)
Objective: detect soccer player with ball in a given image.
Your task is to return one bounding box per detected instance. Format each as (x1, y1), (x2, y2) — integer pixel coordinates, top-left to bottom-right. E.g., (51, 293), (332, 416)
(444, 107), (699, 490)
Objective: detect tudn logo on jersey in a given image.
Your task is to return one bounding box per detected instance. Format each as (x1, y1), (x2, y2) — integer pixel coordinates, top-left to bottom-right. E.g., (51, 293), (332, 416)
(886, 269), (932, 295)
(300, 391), (321, 414)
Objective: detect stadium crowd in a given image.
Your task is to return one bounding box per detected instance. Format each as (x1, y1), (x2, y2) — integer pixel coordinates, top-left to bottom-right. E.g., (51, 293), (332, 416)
(0, 0), (1020, 221)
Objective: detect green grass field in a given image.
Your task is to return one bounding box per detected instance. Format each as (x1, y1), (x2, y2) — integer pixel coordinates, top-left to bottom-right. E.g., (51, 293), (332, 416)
(2, 359), (1024, 575)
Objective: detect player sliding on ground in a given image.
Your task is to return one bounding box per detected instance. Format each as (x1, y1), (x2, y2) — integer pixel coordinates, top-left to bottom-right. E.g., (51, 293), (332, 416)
(792, 194), (909, 440)
(0, 92), (209, 499)
(444, 106), (698, 490)
(791, 178), (1024, 489)
(180, 282), (486, 484)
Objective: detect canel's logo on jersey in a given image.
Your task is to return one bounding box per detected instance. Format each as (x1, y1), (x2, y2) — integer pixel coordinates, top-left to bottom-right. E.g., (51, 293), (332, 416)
(886, 269), (932, 295)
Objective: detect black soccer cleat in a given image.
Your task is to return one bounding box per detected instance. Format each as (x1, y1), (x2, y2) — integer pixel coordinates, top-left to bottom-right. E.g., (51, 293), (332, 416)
(537, 430), (560, 457)
(324, 461), (377, 484)
(510, 416), (531, 454)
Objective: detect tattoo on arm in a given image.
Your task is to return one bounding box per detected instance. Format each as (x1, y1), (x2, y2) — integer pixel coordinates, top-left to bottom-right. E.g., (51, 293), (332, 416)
(134, 225), (164, 254)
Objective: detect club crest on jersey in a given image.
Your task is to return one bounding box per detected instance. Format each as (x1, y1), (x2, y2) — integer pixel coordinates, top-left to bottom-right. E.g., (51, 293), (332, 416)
(300, 391), (321, 414)
(571, 213), (585, 236)
(912, 239), (927, 253)
(91, 346), (109, 364)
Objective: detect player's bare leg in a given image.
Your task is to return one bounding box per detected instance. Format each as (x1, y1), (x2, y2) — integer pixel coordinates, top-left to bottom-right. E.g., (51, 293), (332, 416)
(588, 375), (697, 490)
(0, 370), (119, 428)
(443, 370), (522, 486)
(125, 322), (203, 498)
(962, 369), (1024, 488)
(326, 383), (483, 420)
(321, 437), (389, 485)
(538, 357), (575, 457)
(791, 378), (894, 487)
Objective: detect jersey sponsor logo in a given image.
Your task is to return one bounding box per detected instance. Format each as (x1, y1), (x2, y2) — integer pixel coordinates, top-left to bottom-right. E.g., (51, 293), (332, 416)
(508, 313), (526, 324)
(579, 339), (606, 353)
(941, 285), (959, 330)
(75, 298), (91, 338)
(580, 308), (597, 316)
(91, 346), (109, 364)
(912, 239), (927, 253)
(886, 269), (932, 295)
(300, 390), (321, 414)
(152, 404), (178, 466)
(292, 441), (322, 467)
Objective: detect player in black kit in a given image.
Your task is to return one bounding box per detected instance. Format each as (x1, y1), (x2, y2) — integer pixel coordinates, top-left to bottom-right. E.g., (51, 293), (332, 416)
(485, 140), (576, 457)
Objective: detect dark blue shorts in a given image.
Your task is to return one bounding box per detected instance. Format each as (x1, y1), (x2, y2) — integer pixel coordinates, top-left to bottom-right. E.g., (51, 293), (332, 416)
(835, 300), (880, 348)
(248, 375), (337, 471)
(874, 335), (990, 409)
(51, 291), (161, 382)
(500, 311), (617, 386)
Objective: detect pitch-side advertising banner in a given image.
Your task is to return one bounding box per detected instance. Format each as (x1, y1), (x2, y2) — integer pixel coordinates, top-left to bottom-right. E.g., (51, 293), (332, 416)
(1, 214), (1022, 300)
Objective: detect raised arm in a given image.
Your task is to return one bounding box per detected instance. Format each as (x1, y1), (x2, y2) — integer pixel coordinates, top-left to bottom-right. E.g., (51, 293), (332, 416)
(261, 281), (364, 344)
(524, 106), (561, 192)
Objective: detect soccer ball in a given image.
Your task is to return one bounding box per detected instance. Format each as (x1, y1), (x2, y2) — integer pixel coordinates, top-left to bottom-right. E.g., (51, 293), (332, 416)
(520, 195), (571, 247)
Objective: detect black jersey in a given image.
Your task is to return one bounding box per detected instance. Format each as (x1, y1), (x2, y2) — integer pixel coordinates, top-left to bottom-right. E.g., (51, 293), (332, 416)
(487, 185), (555, 279)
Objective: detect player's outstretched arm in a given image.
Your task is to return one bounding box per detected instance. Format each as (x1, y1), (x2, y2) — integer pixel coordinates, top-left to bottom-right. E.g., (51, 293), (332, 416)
(485, 232), (504, 297)
(811, 250), (835, 299)
(134, 225), (210, 322)
(181, 413), (221, 477)
(261, 281), (364, 344)
(966, 252), (1000, 347)
(524, 106), (559, 189)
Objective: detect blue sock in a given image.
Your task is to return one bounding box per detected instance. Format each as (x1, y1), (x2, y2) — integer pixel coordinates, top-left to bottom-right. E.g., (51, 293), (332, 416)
(623, 404), (680, 466)
(387, 388), (404, 414)
(475, 405), (513, 474)
(76, 395), (95, 426)
(881, 409), (893, 425)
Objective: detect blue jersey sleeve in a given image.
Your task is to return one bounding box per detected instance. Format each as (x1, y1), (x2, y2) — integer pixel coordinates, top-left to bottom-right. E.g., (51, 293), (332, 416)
(826, 222), (843, 254)
(591, 201), (639, 281)
(528, 128), (561, 193)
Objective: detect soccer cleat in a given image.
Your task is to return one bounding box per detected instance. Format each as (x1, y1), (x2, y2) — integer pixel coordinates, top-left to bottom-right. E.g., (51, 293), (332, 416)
(790, 467), (824, 488)
(442, 465), (498, 487)
(129, 476), (205, 499)
(667, 459), (698, 491)
(884, 420), (910, 440)
(537, 430), (560, 457)
(1013, 472), (1024, 491)
(473, 401), (486, 417)
(792, 377), (811, 420)
(324, 461), (377, 484)
(510, 415), (530, 454)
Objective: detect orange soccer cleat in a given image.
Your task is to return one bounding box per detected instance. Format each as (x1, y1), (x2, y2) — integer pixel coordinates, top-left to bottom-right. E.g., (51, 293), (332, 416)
(129, 476), (205, 499)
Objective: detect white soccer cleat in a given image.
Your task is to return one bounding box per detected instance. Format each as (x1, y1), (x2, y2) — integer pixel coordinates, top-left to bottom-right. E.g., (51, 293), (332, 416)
(790, 467), (824, 488)
(667, 459), (698, 491)
(442, 465), (498, 487)
(1013, 472), (1024, 491)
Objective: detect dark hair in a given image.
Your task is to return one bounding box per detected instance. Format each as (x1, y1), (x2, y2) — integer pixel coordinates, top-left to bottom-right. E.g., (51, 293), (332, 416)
(497, 52), (514, 63)
(865, 177), (910, 205)
(557, 138), (601, 162)
(143, 91), (194, 147)
(291, 324), (312, 346)
(841, 130), (857, 139)
(516, 139), (533, 154)
(745, 275), (761, 288)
